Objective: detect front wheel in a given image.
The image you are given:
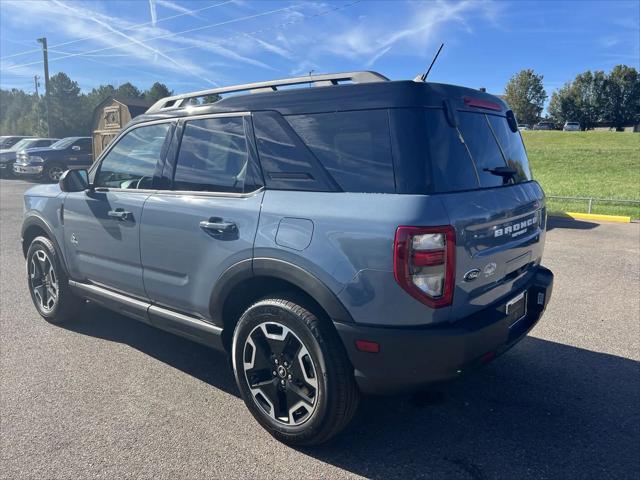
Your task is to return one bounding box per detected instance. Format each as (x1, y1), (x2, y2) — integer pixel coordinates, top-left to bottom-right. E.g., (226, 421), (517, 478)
(26, 236), (84, 323)
(43, 163), (66, 183)
(232, 297), (359, 446)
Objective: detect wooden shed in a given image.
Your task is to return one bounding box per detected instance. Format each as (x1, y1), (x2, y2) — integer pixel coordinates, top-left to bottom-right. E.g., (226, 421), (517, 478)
(91, 96), (152, 159)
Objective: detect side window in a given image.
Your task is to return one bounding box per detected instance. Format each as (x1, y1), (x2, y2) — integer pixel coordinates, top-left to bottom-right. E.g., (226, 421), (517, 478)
(94, 123), (171, 189)
(75, 138), (92, 151)
(252, 111), (338, 192)
(286, 110), (395, 193)
(173, 117), (255, 193)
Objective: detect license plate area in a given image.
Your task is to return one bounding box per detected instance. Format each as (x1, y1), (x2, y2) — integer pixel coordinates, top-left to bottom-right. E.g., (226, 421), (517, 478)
(506, 291), (527, 327)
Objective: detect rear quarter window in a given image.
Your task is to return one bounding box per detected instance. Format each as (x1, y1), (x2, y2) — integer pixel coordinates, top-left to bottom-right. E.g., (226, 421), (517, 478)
(286, 110), (395, 193)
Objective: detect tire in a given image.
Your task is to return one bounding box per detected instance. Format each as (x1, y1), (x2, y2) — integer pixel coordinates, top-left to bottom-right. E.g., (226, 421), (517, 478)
(232, 297), (360, 446)
(43, 163), (65, 183)
(26, 236), (84, 324)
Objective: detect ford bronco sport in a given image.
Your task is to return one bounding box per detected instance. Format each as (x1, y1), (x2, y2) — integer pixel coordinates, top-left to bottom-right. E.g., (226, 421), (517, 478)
(21, 71), (553, 446)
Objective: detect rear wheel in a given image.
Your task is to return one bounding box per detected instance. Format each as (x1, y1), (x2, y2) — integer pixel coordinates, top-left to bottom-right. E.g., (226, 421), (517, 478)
(26, 236), (84, 324)
(44, 163), (65, 183)
(232, 297), (359, 446)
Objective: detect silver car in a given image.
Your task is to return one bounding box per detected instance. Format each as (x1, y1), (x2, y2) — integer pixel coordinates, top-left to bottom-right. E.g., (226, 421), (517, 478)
(563, 121), (580, 131)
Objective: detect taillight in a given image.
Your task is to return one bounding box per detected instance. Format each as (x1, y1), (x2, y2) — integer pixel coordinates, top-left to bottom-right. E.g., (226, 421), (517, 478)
(393, 226), (455, 308)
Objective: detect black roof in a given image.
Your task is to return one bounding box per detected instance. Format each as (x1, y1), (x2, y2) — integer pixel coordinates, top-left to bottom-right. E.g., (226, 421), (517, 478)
(129, 80), (509, 127)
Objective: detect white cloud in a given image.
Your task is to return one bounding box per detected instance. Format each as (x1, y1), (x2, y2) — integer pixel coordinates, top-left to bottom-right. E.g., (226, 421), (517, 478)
(156, 0), (203, 19)
(0, 0), (220, 85)
(319, 0), (498, 67)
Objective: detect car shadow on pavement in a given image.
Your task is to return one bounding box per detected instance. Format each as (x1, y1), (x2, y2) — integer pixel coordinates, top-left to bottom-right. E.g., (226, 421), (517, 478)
(62, 306), (639, 479)
(63, 303), (240, 397)
(303, 337), (639, 479)
(547, 216), (599, 231)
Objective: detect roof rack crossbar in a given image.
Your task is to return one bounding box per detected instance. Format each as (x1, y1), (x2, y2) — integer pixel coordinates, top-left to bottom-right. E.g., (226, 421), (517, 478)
(146, 71), (389, 113)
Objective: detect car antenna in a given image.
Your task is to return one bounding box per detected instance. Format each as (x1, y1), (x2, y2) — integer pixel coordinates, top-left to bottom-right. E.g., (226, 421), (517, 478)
(414, 43), (444, 82)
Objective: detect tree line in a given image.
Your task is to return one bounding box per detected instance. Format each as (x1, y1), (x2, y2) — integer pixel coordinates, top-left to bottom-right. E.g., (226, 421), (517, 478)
(504, 64), (640, 130)
(0, 72), (172, 138)
(1, 65), (638, 137)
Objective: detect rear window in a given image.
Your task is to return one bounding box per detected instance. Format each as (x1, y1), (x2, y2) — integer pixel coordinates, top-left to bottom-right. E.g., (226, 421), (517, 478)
(421, 109), (532, 192)
(286, 110), (395, 193)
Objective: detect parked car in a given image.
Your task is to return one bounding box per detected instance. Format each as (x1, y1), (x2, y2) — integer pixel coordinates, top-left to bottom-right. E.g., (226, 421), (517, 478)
(0, 138), (59, 177)
(13, 136), (93, 182)
(0, 135), (33, 149)
(563, 121), (581, 131)
(517, 124), (530, 131)
(533, 121), (555, 130)
(21, 71), (553, 446)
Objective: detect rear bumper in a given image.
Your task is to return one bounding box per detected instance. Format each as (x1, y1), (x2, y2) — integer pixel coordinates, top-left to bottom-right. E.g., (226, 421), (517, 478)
(335, 266), (554, 394)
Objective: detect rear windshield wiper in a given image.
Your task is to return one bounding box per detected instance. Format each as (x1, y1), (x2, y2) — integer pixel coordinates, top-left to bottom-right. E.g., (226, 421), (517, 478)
(483, 166), (517, 180)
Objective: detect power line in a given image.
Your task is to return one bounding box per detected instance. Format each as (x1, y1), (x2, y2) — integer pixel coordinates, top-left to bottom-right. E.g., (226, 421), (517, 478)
(0, 0), (234, 61)
(4, 1), (361, 72)
(3, 3), (305, 71)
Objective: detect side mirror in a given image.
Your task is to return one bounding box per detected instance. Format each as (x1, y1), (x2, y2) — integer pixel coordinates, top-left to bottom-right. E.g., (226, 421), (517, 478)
(59, 169), (89, 192)
(71, 145), (81, 151)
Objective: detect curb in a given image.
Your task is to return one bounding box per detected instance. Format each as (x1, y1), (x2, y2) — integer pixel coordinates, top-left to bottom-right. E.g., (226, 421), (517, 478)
(549, 211), (631, 223)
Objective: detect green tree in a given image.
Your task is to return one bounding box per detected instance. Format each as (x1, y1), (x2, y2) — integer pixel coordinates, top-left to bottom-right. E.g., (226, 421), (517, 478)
(115, 82), (142, 99)
(0, 89), (38, 135)
(548, 71), (607, 130)
(604, 65), (640, 131)
(144, 82), (172, 102)
(504, 69), (547, 126)
(47, 72), (84, 137)
(86, 84), (116, 105)
(548, 65), (639, 130)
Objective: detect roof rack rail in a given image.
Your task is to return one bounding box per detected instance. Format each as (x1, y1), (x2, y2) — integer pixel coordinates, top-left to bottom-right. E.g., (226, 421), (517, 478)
(146, 71), (389, 113)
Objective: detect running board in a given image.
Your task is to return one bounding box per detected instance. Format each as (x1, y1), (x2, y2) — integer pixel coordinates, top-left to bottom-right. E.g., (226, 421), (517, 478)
(68, 280), (224, 350)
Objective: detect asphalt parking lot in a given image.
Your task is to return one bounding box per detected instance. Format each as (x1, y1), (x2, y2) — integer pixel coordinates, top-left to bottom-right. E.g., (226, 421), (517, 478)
(1, 178), (639, 480)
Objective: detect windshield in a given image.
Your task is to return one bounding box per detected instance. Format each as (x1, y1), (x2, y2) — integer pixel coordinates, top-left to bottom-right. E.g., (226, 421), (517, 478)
(51, 138), (77, 149)
(10, 139), (41, 151)
(0, 137), (24, 148)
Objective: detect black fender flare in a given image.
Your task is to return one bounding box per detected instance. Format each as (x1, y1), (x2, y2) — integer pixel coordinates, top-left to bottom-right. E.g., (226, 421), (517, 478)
(209, 257), (353, 327)
(21, 214), (70, 275)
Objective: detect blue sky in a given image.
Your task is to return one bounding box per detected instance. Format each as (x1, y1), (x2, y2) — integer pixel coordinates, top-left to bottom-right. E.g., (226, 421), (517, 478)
(1, 0), (638, 99)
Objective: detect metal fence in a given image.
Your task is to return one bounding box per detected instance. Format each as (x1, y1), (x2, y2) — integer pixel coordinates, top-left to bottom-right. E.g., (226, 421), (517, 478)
(546, 195), (640, 214)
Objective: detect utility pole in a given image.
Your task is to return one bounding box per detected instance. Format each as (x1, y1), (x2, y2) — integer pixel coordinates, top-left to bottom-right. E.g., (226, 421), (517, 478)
(37, 37), (51, 136)
(34, 75), (41, 132)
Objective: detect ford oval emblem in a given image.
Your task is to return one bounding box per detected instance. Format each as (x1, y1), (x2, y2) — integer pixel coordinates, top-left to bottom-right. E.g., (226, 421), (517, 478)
(464, 269), (481, 282)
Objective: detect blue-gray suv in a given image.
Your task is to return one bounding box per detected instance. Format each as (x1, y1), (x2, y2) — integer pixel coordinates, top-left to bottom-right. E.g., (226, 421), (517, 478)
(21, 71), (554, 445)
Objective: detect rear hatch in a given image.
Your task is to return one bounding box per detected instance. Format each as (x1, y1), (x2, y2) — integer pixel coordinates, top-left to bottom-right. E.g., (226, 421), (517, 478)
(422, 99), (546, 321)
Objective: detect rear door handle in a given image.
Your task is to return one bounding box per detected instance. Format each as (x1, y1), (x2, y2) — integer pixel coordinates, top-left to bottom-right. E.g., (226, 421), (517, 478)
(199, 218), (237, 234)
(108, 208), (132, 221)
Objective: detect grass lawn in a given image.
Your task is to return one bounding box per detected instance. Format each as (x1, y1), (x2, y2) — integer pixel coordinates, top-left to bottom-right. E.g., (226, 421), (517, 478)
(522, 131), (640, 218)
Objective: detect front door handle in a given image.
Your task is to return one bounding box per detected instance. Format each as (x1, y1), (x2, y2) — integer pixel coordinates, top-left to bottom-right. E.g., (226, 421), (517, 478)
(108, 208), (132, 221)
(199, 218), (237, 234)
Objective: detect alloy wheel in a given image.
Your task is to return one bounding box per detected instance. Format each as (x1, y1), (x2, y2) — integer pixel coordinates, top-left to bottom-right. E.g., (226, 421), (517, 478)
(48, 166), (64, 182)
(29, 249), (58, 312)
(242, 321), (319, 426)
